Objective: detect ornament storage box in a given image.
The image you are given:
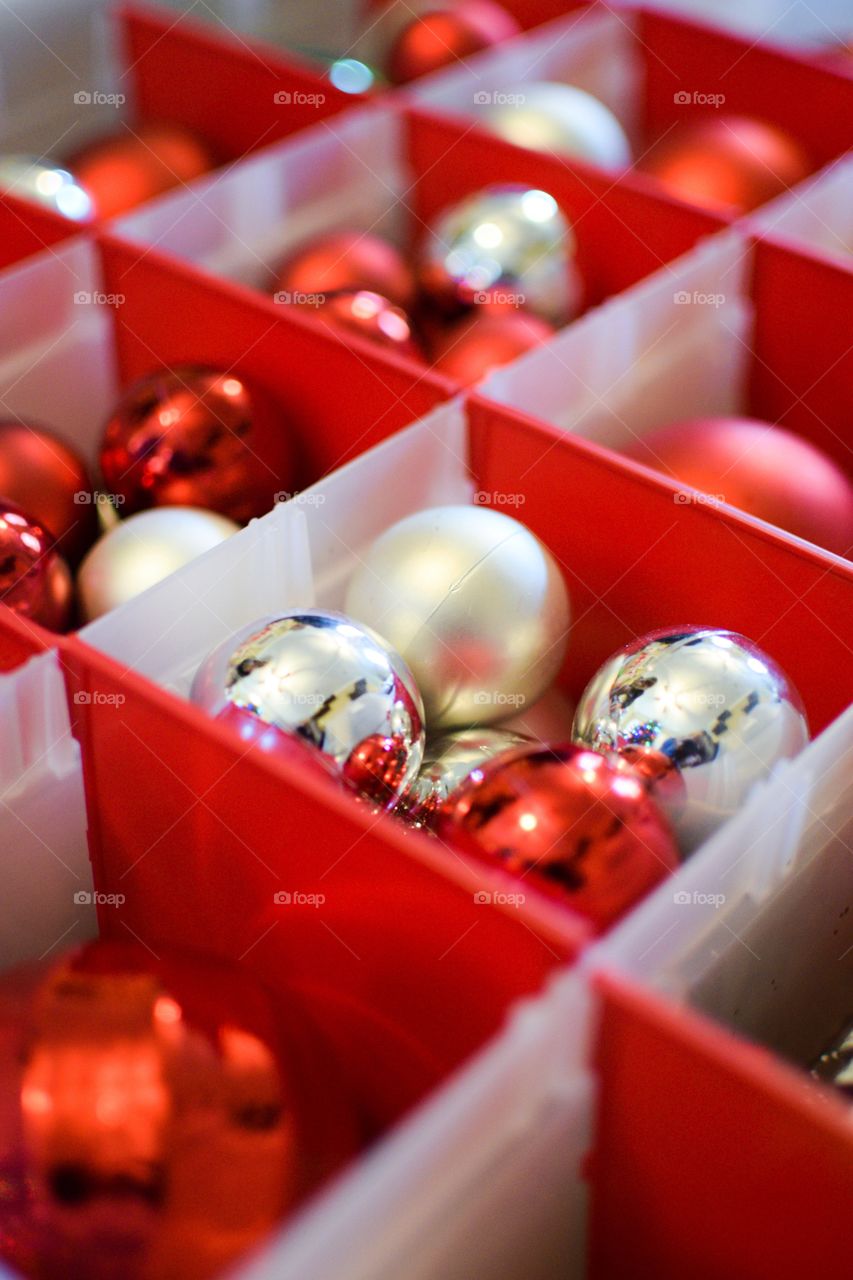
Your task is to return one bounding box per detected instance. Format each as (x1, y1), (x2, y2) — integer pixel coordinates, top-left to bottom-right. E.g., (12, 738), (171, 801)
(0, 2), (852, 1278)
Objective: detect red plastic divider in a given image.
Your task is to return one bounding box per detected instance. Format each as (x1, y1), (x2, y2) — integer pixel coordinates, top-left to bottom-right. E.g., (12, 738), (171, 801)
(0, 195), (83, 272)
(0, 606), (55, 673)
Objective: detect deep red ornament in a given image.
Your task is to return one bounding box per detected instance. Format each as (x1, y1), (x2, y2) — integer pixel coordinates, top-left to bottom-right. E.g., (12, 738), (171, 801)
(303, 289), (422, 359)
(0, 420), (97, 565)
(386, 2), (520, 84)
(639, 116), (810, 213)
(436, 743), (679, 931)
(99, 366), (295, 524)
(342, 733), (416, 806)
(275, 230), (416, 311)
(628, 416), (853, 556)
(67, 121), (214, 220)
(430, 305), (554, 384)
(0, 498), (73, 631)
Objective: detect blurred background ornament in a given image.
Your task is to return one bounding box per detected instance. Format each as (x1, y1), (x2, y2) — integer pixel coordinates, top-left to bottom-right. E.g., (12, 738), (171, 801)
(479, 82), (632, 170)
(428, 301), (553, 383)
(304, 289), (422, 359)
(0, 421), (98, 566)
(276, 230), (416, 311)
(385, 1), (520, 84)
(67, 121), (214, 219)
(0, 498), (73, 631)
(0, 156), (93, 220)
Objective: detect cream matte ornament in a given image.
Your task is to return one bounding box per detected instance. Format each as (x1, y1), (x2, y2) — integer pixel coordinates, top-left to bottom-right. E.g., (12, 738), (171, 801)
(480, 82), (632, 170)
(344, 505), (571, 731)
(573, 626), (809, 853)
(191, 610), (425, 805)
(418, 185), (581, 324)
(0, 155), (93, 220)
(78, 506), (238, 620)
(399, 726), (531, 825)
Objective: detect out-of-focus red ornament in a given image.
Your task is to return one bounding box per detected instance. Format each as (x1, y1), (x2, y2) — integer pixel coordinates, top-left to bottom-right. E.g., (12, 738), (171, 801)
(67, 122), (214, 219)
(0, 940), (357, 1280)
(0, 498), (73, 631)
(386, 1), (520, 83)
(303, 289), (422, 359)
(436, 742), (679, 930)
(99, 366), (294, 524)
(0, 420), (97, 565)
(275, 230), (416, 311)
(429, 305), (554, 384)
(639, 116), (810, 213)
(628, 416), (853, 556)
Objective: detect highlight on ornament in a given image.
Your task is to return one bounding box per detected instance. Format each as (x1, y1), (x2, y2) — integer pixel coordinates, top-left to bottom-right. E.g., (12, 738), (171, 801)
(476, 81), (632, 170)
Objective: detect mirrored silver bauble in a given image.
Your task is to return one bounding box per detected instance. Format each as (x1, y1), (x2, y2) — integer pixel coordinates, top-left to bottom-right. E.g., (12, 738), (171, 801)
(0, 156), (93, 221)
(573, 626), (809, 852)
(418, 185), (581, 324)
(399, 726), (530, 825)
(344, 505), (571, 732)
(191, 610), (425, 804)
(480, 83), (632, 170)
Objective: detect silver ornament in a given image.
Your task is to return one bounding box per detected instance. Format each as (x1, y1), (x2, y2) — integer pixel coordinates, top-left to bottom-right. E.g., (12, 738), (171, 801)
(419, 185), (581, 324)
(0, 156), (93, 221)
(191, 610), (425, 803)
(481, 83), (632, 170)
(573, 626), (809, 852)
(399, 726), (530, 825)
(344, 504), (571, 732)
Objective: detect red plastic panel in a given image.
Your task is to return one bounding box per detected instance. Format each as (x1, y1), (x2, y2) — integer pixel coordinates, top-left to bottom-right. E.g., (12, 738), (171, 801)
(0, 194), (81, 271)
(588, 970), (853, 1280)
(406, 109), (725, 308)
(121, 2), (359, 160)
(0, 606), (54, 672)
(467, 396), (853, 735)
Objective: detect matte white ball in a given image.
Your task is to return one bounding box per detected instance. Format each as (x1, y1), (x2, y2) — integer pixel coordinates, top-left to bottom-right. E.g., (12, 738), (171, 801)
(344, 505), (571, 731)
(78, 506), (238, 620)
(481, 83), (632, 170)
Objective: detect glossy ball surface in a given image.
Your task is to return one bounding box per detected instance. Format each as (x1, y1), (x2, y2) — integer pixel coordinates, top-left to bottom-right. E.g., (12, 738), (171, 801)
(67, 122), (213, 219)
(0, 499), (73, 631)
(482, 82), (632, 170)
(399, 726), (530, 824)
(0, 421), (98, 565)
(387, 1), (520, 83)
(304, 289), (422, 359)
(429, 305), (553, 384)
(275, 230), (416, 311)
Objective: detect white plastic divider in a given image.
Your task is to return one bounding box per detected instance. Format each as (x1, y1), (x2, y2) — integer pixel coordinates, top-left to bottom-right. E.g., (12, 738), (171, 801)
(750, 154), (853, 272)
(113, 105), (413, 291)
(638, 0), (852, 48)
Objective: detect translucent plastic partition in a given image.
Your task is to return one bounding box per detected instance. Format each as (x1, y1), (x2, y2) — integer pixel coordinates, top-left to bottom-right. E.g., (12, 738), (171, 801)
(751, 154), (853, 272)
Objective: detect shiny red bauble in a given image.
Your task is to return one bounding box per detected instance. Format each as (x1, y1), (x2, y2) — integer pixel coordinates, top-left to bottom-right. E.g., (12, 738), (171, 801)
(386, 2), (520, 83)
(99, 366), (294, 524)
(304, 289), (422, 359)
(0, 940), (356, 1280)
(430, 305), (554, 384)
(67, 121), (214, 219)
(639, 116), (810, 213)
(628, 416), (853, 556)
(275, 230), (416, 311)
(0, 420), (97, 565)
(0, 498), (73, 631)
(436, 743), (680, 931)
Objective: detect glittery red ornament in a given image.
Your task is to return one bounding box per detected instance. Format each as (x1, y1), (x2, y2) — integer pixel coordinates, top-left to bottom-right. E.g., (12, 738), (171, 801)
(67, 121), (214, 220)
(628, 416), (853, 556)
(303, 289), (422, 359)
(0, 420), (97, 565)
(342, 733), (417, 806)
(0, 940), (357, 1280)
(639, 116), (810, 213)
(436, 743), (679, 930)
(99, 366), (295, 524)
(430, 305), (554, 384)
(386, 2), (520, 84)
(275, 230), (416, 311)
(0, 498), (73, 631)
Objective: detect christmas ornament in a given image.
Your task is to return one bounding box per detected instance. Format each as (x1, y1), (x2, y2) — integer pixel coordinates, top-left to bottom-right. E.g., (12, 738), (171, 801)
(191, 609), (425, 805)
(386, 1), (520, 84)
(305, 289), (422, 359)
(639, 116), (810, 213)
(99, 366), (294, 524)
(436, 742), (679, 929)
(0, 939), (355, 1280)
(429, 304), (553, 383)
(627, 416), (853, 556)
(573, 627), (809, 852)
(78, 506), (238, 621)
(344, 504), (571, 731)
(275, 230), (416, 311)
(480, 82), (632, 170)
(67, 122), (214, 219)
(399, 726), (530, 825)
(0, 420), (98, 565)
(0, 156), (93, 221)
(418, 185), (581, 324)
(0, 499), (73, 631)
(811, 1019), (853, 1101)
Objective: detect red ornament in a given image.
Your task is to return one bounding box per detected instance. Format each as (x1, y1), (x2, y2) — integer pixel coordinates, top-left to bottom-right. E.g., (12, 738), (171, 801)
(0, 498), (73, 631)
(0, 940), (356, 1280)
(640, 116), (810, 213)
(67, 121), (214, 219)
(99, 366), (295, 523)
(386, 2), (520, 84)
(436, 743), (679, 931)
(0, 420), (97, 565)
(342, 733), (416, 806)
(299, 289), (422, 359)
(275, 230), (416, 311)
(627, 416), (853, 556)
(429, 305), (554, 384)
